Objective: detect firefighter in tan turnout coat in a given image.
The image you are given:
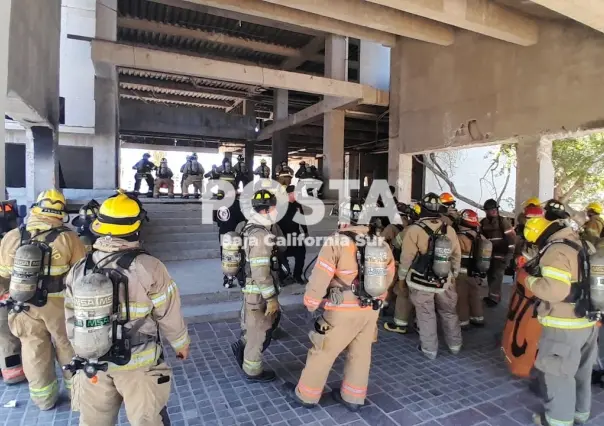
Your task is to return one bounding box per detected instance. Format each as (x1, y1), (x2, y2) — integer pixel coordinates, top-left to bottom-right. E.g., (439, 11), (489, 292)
(286, 199), (395, 412)
(400, 193), (462, 360)
(0, 189), (86, 409)
(64, 192), (190, 425)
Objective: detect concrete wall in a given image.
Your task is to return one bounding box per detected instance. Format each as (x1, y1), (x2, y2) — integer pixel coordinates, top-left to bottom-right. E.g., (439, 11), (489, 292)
(60, 0), (96, 128)
(7, 0), (61, 127)
(391, 20), (604, 154)
(359, 41), (390, 90)
(120, 100), (257, 141)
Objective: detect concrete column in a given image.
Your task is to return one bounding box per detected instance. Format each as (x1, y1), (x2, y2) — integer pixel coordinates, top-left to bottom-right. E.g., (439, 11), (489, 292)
(359, 40), (390, 91)
(272, 89), (288, 174)
(348, 152), (361, 197)
(0, 1), (12, 198)
(94, 0), (118, 190)
(323, 35), (348, 199)
(515, 137), (554, 213)
(26, 127), (60, 202)
(244, 100), (256, 181)
(388, 38), (404, 193)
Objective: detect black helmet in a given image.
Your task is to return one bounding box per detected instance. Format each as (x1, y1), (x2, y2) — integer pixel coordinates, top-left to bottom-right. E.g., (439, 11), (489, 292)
(544, 199), (570, 220)
(223, 157), (231, 165)
(421, 192), (441, 213)
(143, 153), (151, 159)
(332, 198), (363, 225)
(215, 190), (225, 200)
(483, 199), (499, 211)
(72, 199), (100, 228)
(281, 161), (287, 166)
(237, 154), (244, 161)
(190, 153), (198, 160)
(300, 160), (306, 165)
(251, 189), (277, 211)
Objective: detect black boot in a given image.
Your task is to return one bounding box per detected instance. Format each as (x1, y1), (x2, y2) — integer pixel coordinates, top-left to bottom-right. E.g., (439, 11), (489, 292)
(283, 382), (317, 408)
(383, 322), (409, 334)
(293, 275), (307, 285)
(483, 296), (499, 308)
(182, 195), (189, 199)
(331, 388), (364, 412)
(245, 370), (276, 383)
(231, 340), (245, 369)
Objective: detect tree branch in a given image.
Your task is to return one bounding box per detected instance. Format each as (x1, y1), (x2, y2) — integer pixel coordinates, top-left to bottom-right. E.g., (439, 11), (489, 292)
(560, 176), (585, 204)
(497, 167), (512, 204)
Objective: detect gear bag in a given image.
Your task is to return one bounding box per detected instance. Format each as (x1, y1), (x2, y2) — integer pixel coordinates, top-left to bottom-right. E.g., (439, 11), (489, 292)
(64, 249), (152, 378)
(339, 231), (391, 310)
(407, 222), (452, 290)
(4, 227), (69, 313)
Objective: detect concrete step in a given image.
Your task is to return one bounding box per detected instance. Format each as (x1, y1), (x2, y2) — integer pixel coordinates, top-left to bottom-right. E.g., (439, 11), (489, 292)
(143, 224), (217, 235)
(147, 217), (208, 227)
(143, 231), (218, 243)
(156, 248), (220, 262)
(144, 240), (219, 252)
(146, 210), (203, 219)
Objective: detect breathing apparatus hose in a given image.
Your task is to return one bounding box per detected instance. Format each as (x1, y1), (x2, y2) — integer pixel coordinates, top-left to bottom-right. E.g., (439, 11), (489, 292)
(304, 254), (318, 281)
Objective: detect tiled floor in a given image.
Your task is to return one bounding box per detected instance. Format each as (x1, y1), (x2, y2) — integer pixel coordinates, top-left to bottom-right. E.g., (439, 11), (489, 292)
(1, 304), (604, 426)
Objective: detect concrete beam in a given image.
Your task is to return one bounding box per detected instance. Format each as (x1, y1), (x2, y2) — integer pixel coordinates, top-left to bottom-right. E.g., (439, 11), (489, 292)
(530, 0), (604, 35)
(366, 0), (538, 46)
(119, 99), (257, 140)
(119, 75), (251, 100)
(0, 0), (12, 197)
(281, 36), (325, 70)
(257, 97), (360, 140)
(515, 136), (554, 213)
(92, 40), (389, 105)
(181, 0), (397, 46)
(260, 0), (454, 46)
(119, 89), (235, 108)
(118, 17), (304, 58)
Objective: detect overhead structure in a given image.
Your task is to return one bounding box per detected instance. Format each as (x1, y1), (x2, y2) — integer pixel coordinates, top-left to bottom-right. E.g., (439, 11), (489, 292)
(92, 40), (389, 105)
(530, 0), (604, 34)
(259, 0), (455, 45)
(365, 0), (539, 45)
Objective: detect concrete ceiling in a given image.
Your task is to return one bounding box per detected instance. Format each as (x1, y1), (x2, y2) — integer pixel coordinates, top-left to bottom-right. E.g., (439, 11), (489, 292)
(493, 0), (566, 20)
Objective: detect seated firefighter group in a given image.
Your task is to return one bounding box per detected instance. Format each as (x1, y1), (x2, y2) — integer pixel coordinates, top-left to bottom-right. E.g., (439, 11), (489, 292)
(0, 184), (602, 426)
(131, 152), (323, 199)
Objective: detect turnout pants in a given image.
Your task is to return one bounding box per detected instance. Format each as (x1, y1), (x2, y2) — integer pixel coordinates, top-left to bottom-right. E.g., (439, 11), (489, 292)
(182, 175), (203, 196)
(456, 274), (484, 325)
(73, 362), (172, 426)
(153, 178), (174, 197)
(535, 326), (598, 426)
(295, 309), (379, 405)
(285, 245), (306, 278)
(487, 259), (507, 302)
(392, 279), (414, 326)
(241, 293), (278, 376)
(0, 291), (23, 384)
(134, 173), (154, 194)
(410, 286), (462, 359)
(8, 296), (74, 410)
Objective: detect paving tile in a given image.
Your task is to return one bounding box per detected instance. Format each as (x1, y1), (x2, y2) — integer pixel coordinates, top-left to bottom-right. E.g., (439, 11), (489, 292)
(439, 408), (488, 426)
(369, 392), (404, 413)
(389, 409), (422, 426)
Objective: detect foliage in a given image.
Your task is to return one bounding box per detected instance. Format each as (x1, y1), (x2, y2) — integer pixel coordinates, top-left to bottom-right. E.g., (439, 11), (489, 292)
(151, 151), (167, 167)
(552, 132), (604, 204)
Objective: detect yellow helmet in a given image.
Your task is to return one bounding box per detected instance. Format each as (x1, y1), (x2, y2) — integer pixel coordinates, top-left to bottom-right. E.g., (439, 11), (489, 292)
(523, 197), (541, 208)
(413, 204), (421, 215)
(31, 189), (66, 219)
(586, 202), (603, 215)
(260, 159), (267, 164)
(91, 193), (144, 237)
(523, 217), (553, 243)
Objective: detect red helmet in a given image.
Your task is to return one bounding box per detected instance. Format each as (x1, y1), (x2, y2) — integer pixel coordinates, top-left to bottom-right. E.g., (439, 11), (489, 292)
(460, 209), (479, 228)
(440, 192), (455, 206)
(524, 205), (544, 218)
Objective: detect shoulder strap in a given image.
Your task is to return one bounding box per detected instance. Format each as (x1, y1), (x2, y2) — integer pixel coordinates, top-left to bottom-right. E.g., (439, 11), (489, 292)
(459, 230), (475, 241)
(416, 221), (434, 237)
(44, 226), (70, 244)
(116, 249), (148, 269)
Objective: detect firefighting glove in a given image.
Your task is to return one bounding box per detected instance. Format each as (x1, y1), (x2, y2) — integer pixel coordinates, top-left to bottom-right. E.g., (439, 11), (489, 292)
(327, 287), (344, 306)
(314, 316), (331, 334)
(265, 297), (280, 317)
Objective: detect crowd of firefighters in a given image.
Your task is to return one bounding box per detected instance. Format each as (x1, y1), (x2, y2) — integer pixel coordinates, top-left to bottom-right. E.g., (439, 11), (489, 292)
(0, 175), (602, 426)
(131, 152), (324, 199)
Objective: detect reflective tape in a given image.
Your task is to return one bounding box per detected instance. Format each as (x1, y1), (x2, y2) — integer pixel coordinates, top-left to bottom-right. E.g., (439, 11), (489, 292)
(303, 295), (321, 308)
(0, 265), (11, 278)
(538, 316), (596, 330)
(121, 303), (153, 319)
(545, 414), (573, 426)
(49, 265), (71, 276)
(243, 285), (261, 294)
(317, 259), (335, 274)
(260, 286), (276, 299)
(64, 377), (72, 390)
(574, 411), (590, 423)
(541, 266), (572, 285)
(171, 332), (190, 351)
(30, 379), (59, 399)
(150, 281), (177, 308)
(109, 347), (161, 372)
(249, 257), (270, 265)
(341, 382), (367, 398)
(297, 383), (322, 397)
(48, 291), (65, 298)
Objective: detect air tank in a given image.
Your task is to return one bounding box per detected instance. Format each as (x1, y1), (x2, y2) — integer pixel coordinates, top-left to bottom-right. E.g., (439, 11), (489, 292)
(363, 240), (390, 298)
(9, 244), (43, 303)
(433, 235), (452, 279)
(590, 246), (604, 312)
(221, 231), (243, 277)
(474, 238), (493, 274)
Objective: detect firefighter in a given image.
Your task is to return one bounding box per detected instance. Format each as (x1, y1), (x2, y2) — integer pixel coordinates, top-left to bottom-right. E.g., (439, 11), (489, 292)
(218, 158), (237, 189)
(285, 199), (395, 411)
(181, 154), (204, 199)
(481, 199), (516, 307)
(65, 191), (189, 425)
(522, 217), (598, 426)
(0, 189), (86, 409)
(456, 209), (488, 329)
(274, 160), (294, 187)
(400, 193), (462, 359)
(254, 159), (270, 179)
(153, 158), (174, 198)
(581, 202), (603, 245)
(514, 203), (544, 260)
(233, 154), (250, 189)
(132, 153), (156, 197)
(230, 189), (280, 382)
(204, 164), (220, 195)
(517, 197), (541, 229)
(277, 186), (308, 284)
(180, 155), (190, 195)
(214, 189), (246, 287)
(295, 161), (309, 179)
(439, 192), (459, 228)
(71, 200), (100, 253)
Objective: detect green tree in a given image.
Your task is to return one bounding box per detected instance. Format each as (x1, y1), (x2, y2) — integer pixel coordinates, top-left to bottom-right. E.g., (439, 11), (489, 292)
(151, 151), (167, 167)
(553, 132), (604, 204)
